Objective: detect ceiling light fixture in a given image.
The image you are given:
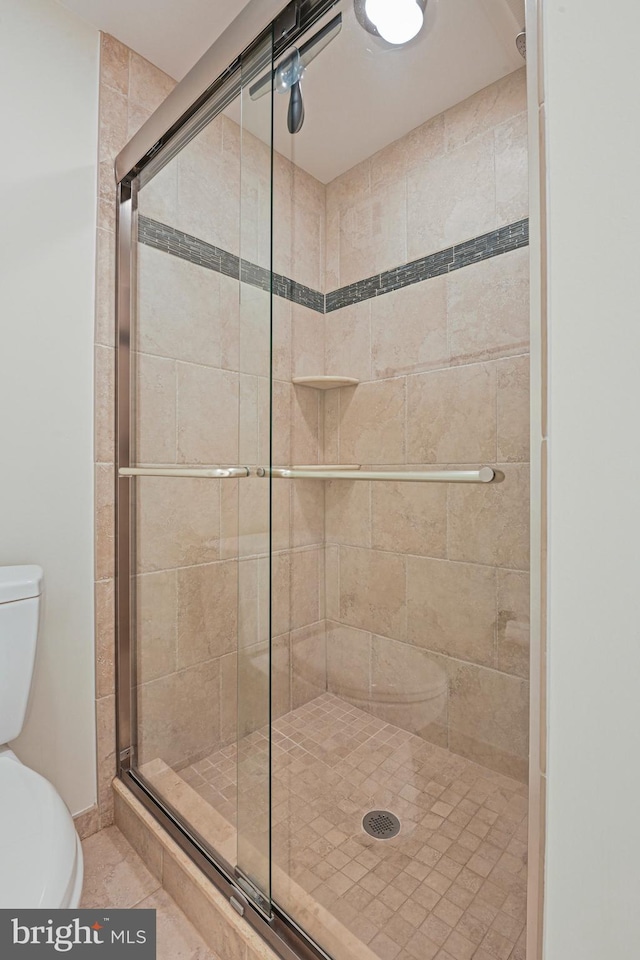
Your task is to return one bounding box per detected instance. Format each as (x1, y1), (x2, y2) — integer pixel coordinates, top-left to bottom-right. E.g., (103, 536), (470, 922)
(363, 0), (426, 45)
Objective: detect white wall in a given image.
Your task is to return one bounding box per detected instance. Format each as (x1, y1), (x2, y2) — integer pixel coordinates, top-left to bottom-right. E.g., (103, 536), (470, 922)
(544, 1), (640, 957)
(0, 0), (99, 816)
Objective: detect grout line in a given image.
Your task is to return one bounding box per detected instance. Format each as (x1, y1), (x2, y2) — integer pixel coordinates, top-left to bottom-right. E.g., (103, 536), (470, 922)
(322, 539), (530, 575)
(130, 351), (529, 388)
(494, 549), (500, 671)
(173, 360), (179, 464)
(135, 542), (326, 579)
(324, 617), (528, 683)
(403, 551), (409, 655)
(495, 354), (500, 464)
(403, 376), (409, 468)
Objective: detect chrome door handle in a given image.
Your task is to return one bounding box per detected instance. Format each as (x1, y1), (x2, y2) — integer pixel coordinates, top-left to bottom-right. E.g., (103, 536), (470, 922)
(257, 466), (495, 483)
(119, 466), (250, 479)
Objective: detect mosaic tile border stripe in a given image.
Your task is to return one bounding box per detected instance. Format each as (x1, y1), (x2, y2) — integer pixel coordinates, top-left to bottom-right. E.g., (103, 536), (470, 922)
(138, 215), (529, 315)
(138, 216), (325, 314)
(325, 219), (530, 312)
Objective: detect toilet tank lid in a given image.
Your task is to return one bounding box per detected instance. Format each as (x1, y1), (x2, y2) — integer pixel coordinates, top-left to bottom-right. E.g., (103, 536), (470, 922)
(0, 566), (43, 604)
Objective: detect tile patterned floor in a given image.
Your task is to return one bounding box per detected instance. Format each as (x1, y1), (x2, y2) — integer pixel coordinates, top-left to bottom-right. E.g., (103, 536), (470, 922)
(182, 693), (529, 960)
(80, 827), (218, 960)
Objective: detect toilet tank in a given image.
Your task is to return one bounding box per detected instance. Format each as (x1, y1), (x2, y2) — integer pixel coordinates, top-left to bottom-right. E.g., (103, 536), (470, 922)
(0, 566), (43, 744)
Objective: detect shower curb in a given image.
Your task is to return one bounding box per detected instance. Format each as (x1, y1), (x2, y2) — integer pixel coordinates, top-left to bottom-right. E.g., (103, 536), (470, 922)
(113, 773), (381, 960)
(113, 779), (279, 960)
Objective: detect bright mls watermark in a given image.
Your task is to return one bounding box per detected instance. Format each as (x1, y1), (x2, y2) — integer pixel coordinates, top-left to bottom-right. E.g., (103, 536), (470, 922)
(0, 910), (156, 957)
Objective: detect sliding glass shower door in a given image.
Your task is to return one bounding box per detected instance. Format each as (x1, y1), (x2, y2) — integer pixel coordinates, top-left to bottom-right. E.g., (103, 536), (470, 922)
(235, 32), (274, 913)
(117, 4), (531, 960)
(120, 27), (275, 917)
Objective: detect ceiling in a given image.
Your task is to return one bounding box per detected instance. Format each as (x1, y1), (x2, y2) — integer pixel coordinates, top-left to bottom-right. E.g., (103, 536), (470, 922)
(234, 0), (526, 181)
(56, 0), (253, 80)
(57, 0), (526, 183)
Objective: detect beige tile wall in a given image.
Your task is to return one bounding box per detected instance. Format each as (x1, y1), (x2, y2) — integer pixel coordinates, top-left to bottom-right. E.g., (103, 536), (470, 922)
(323, 69), (530, 782)
(133, 104), (327, 770)
(325, 69), (527, 289)
(95, 35), (177, 828)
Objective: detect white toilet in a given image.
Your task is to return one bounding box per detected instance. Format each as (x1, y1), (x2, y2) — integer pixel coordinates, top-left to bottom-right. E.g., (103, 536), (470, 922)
(0, 565), (83, 908)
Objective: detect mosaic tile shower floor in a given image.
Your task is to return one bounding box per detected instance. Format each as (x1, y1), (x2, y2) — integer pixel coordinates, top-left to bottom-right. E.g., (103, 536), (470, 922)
(182, 694), (528, 960)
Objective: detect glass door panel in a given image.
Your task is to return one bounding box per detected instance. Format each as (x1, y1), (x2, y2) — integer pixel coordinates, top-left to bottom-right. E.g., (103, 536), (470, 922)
(235, 29), (274, 913)
(131, 92), (245, 878)
(128, 27), (275, 917)
(265, 4), (531, 960)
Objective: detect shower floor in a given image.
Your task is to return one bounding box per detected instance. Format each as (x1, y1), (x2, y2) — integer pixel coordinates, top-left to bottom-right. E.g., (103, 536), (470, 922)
(181, 694), (528, 960)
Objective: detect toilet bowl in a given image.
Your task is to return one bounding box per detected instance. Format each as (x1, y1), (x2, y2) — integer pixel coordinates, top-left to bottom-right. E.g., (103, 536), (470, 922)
(0, 565), (83, 908)
(328, 635), (448, 740)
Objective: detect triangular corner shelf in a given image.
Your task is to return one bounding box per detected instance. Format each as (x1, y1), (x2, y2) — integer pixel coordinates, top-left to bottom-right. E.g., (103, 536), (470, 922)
(292, 376), (360, 390)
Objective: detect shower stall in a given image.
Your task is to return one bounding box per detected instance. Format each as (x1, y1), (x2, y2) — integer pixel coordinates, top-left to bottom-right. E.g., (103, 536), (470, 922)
(115, 1), (531, 958)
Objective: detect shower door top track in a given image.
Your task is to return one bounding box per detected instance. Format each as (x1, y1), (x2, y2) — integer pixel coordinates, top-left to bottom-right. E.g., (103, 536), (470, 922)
(114, 0), (338, 186)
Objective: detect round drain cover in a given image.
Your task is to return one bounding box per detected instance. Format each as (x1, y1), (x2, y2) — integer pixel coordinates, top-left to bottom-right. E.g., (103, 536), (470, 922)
(362, 810), (401, 840)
